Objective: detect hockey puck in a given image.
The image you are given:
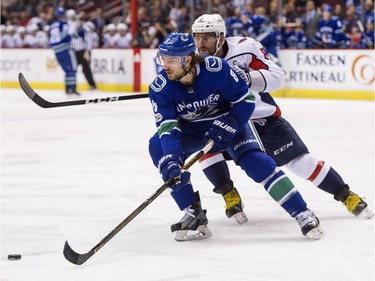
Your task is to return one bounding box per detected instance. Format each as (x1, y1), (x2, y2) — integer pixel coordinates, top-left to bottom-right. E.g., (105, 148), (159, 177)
(8, 254), (22, 260)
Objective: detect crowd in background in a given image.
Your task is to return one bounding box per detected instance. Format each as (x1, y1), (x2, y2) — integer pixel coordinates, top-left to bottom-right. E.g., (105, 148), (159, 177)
(1, 0), (374, 50)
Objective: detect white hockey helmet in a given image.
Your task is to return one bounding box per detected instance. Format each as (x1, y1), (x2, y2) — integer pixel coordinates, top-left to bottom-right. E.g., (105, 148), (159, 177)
(117, 23), (128, 31)
(192, 14), (226, 38)
(106, 23), (116, 31)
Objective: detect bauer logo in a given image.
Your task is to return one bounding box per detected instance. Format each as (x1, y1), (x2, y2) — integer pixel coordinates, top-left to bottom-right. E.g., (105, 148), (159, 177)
(352, 55), (374, 85)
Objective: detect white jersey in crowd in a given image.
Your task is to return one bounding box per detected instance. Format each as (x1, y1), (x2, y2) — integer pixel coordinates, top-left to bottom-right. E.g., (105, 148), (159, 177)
(116, 32), (133, 48)
(2, 33), (16, 48)
(35, 30), (49, 48)
(223, 37), (285, 119)
(103, 33), (119, 48)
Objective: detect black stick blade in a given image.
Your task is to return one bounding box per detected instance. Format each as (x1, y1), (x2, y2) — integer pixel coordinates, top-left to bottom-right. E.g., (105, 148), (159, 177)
(18, 73), (53, 108)
(63, 241), (94, 265)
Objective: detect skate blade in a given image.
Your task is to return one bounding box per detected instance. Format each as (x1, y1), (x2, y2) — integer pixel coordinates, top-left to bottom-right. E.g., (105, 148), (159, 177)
(305, 226), (325, 240)
(173, 225), (212, 242)
(233, 212), (248, 225)
(358, 207), (374, 219)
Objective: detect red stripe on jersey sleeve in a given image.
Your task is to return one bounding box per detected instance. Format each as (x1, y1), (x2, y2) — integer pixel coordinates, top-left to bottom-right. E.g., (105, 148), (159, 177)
(249, 54), (269, 71)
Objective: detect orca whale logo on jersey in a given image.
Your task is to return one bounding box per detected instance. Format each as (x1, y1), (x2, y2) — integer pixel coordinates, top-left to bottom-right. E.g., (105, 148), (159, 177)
(180, 103), (219, 120)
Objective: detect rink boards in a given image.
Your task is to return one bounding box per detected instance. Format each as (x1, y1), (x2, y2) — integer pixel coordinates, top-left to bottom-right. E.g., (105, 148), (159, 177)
(1, 48), (374, 100)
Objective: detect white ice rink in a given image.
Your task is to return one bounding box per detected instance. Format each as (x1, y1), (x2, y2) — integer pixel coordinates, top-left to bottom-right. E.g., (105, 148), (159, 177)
(1, 88), (374, 281)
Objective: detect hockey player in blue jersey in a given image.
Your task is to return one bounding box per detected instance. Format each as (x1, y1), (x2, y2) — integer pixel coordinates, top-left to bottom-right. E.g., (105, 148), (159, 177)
(313, 5), (346, 48)
(148, 32), (324, 241)
(48, 7), (79, 95)
(191, 13), (373, 225)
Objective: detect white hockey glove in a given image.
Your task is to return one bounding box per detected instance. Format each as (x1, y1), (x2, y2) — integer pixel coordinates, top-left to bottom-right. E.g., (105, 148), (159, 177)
(232, 65), (251, 87)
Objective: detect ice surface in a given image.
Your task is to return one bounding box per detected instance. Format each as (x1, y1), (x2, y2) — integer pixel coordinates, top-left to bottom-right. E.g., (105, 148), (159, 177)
(1, 88), (374, 281)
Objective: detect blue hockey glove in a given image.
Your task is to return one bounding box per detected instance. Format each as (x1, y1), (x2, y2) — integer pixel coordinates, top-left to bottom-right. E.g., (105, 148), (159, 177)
(232, 65), (251, 86)
(158, 154), (190, 191)
(204, 115), (239, 153)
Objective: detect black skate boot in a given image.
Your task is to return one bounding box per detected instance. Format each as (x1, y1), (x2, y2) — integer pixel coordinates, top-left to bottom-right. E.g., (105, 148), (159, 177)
(171, 192), (212, 241)
(223, 188), (248, 224)
(295, 208), (325, 240)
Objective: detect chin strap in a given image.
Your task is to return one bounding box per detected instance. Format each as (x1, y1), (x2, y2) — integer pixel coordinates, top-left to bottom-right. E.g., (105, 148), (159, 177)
(213, 35), (224, 56)
(174, 64), (193, 81)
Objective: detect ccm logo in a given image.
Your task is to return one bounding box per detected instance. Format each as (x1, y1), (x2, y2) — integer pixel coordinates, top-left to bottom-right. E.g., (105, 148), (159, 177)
(273, 141), (293, 155)
(85, 97), (120, 104)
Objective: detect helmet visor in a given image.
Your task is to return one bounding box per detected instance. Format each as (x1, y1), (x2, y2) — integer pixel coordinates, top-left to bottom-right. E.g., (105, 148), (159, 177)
(156, 54), (185, 66)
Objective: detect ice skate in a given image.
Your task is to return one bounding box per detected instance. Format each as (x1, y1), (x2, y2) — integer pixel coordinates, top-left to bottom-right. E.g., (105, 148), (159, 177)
(223, 188), (248, 224)
(171, 192), (212, 241)
(343, 192), (374, 219)
(295, 208), (325, 240)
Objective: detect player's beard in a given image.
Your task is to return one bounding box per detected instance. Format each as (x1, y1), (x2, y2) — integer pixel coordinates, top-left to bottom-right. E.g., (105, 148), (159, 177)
(165, 68), (182, 80)
(198, 46), (215, 56)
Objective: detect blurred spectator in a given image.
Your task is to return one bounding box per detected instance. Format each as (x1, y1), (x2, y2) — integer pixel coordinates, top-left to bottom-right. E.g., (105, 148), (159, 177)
(268, 0), (281, 25)
(344, 4), (359, 30)
(27, 10), (49, 31)
(2, 25), (16, 48)
(175, 6), (190, 33)
(116, 23), (133, 48)
(283, 1), (298, 23)
(347, 25), (362, 48)
(212, 0), (228, 19)
(225, 6), (244, 36)
(303, 0), (321, 42)
(313, 5), (346, 48)
(363, 0), (375, 24)
(14, 26), (27, 48)
(143, 21), (170, 48)
(37, 25), (50, 48)
(25, 24), (44, 47)
(18, 10), (32, 27)
(103, 23), (118, 48)
(333, 4), (345, 21)
(239, 10), (253, 37)
(0, 25), (6, 47)
(284, 17), (309, 49)
(91, 7), (109, 47)
(360, 16), (374, 48)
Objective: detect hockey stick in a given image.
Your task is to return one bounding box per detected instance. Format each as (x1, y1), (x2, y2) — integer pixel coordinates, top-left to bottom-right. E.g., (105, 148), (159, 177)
(63, 139), (214, 265)
(18, 72), (149, 108)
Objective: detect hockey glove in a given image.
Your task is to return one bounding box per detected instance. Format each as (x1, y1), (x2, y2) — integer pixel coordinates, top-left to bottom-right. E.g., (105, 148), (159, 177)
(232, 65), (251, 86)
(204, 116), (239, 153)
(158, 154), (190, 191)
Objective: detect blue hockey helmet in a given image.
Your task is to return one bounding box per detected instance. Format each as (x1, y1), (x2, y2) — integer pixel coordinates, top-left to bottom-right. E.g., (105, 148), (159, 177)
(54, 7), (66, 18)
(322, 5), (333, 13)
(158, 32), (196, 57)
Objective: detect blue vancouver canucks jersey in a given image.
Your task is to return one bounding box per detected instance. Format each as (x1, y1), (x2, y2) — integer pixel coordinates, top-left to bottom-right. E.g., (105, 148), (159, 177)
(48, 20), (72, 53)
(148, 56), (255, 159)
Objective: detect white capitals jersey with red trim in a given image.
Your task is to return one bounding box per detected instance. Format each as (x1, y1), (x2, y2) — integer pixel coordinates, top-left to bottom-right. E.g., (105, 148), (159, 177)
(223, 37), (284, 119)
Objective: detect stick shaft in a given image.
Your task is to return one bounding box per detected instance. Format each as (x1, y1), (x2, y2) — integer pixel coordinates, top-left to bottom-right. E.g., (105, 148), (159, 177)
(63, 140), (214, 265)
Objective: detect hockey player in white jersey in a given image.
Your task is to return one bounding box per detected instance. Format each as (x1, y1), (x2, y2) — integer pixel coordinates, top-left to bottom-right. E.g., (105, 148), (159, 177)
(192, 14), (373, 222)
